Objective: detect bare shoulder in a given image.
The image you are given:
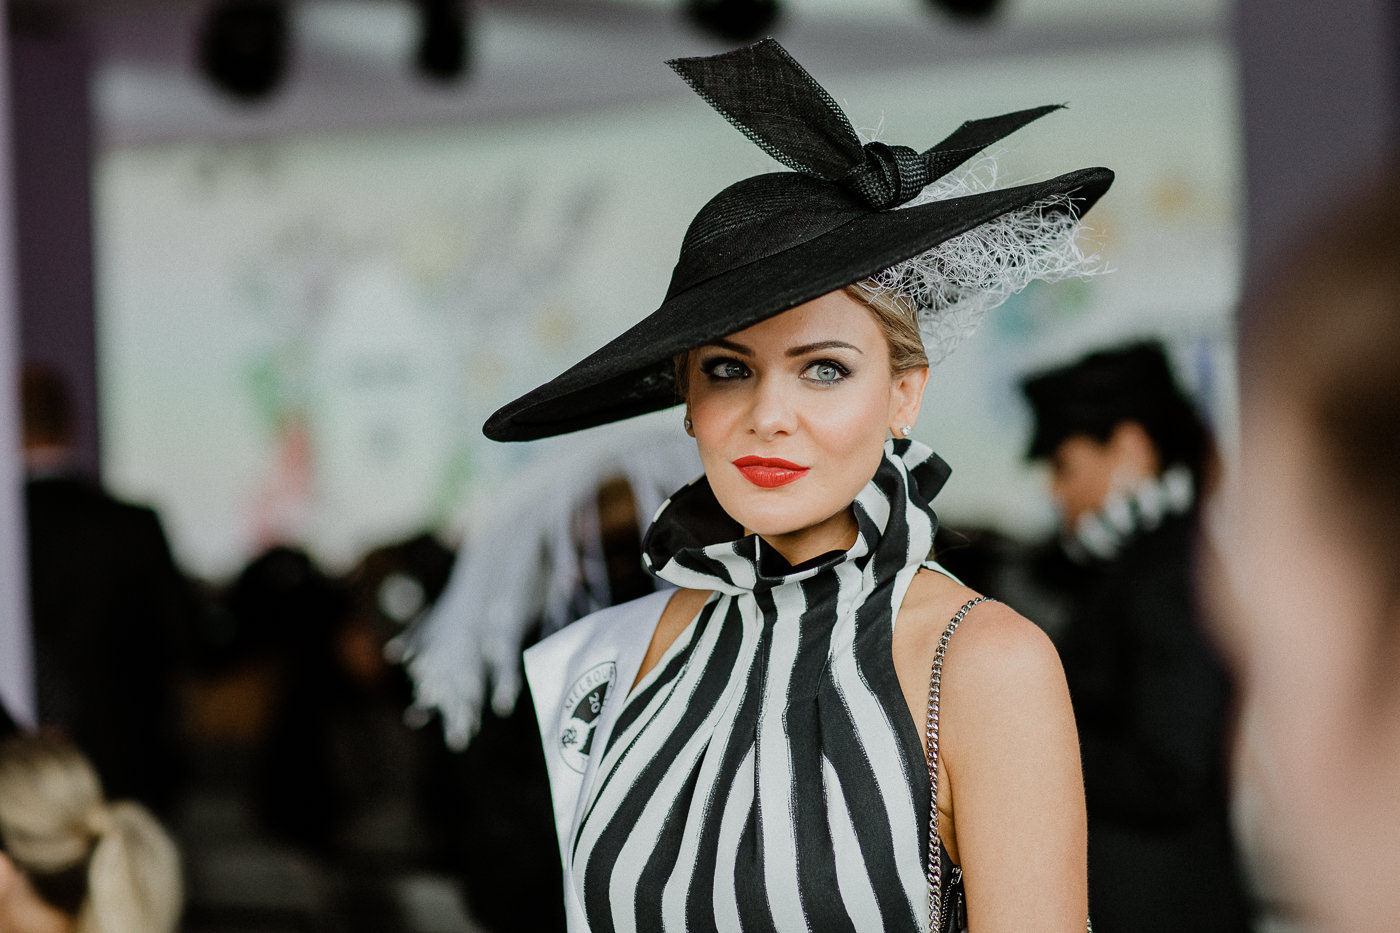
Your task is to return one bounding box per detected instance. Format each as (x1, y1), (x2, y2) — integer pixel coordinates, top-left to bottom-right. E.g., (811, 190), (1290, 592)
(893, 568), (1081, 879)
(632, 587), (712, 689)
(892, 569), (1070, 752)
(895, 569), (1062, 691)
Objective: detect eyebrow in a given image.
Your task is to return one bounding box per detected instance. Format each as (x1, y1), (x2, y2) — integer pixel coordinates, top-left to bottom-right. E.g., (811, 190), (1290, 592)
(700, 338), (863, 357)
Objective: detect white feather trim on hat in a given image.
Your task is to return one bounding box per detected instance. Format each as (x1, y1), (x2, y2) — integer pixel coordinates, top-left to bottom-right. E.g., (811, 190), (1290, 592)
(855, 150), (1107, 366)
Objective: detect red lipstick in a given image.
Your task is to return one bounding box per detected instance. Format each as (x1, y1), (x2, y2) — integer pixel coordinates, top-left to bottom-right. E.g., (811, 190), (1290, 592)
(732, 455), (809, 488)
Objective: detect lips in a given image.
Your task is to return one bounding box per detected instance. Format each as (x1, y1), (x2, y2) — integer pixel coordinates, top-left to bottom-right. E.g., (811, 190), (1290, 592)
(732, 455), (809, 488)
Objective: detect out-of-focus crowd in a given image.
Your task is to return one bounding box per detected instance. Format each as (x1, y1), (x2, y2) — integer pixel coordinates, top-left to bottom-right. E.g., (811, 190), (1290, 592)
(3, 165), (1399, 933)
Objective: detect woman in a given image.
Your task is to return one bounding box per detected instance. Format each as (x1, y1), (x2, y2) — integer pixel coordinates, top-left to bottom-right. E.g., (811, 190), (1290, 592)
(0, 735), (182, 933)
(1209, 165), (1400, 933)
(488, 40), (1113, 931)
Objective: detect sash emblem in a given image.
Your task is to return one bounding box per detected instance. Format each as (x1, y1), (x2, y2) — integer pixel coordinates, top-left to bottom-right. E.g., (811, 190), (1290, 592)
(558, 661), (616, 773)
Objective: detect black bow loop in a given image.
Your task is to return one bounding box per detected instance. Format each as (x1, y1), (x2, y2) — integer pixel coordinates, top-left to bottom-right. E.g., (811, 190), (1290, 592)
(669, 38), (1068, 210)
(841, 142), (932, 210)
(667, 38), (864, 180)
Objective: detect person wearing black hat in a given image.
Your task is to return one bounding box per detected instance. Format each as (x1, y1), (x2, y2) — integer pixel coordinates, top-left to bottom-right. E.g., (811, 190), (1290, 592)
(1020, 341), (1252, 933)
(485, 39), (1113, 932)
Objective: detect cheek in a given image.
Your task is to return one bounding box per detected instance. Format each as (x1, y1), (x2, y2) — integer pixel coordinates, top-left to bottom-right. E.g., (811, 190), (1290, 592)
(1050, 466), (1089, 516)
(1224, 456), (1387, 812)
(687, 393), (738, 464)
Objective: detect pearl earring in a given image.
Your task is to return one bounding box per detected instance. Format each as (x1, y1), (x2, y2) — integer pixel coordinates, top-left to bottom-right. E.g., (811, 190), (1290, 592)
(900, 424), (913, 437)
(684, 416), (693, 433)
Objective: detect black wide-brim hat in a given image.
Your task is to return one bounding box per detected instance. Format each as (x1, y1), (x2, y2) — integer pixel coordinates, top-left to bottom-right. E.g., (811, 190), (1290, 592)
(486, 39), (1114, 442)
(1021, 340), (1197, 461)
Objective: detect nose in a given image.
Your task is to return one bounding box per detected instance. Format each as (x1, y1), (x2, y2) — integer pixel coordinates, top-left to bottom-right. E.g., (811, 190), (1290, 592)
(747, 373), (795, 439)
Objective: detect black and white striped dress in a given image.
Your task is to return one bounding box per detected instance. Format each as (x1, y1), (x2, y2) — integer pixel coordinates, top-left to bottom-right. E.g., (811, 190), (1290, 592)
(568, 439), (955, 932)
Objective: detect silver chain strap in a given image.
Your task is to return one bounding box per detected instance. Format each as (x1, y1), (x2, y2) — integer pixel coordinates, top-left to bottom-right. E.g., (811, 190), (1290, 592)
(926, 596), (993, 933)
(923, 595), (1094, 933)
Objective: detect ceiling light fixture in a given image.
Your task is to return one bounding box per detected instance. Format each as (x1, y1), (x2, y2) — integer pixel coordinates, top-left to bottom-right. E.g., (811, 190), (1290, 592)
(415, 0), (469, 82)
(198, 0), (290, 101)
(685, 0), (781, 43)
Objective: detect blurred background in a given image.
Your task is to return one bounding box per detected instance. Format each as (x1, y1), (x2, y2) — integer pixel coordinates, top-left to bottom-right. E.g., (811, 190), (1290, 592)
(0, 0), (1394, 930)
(51, 0), (1248, 576)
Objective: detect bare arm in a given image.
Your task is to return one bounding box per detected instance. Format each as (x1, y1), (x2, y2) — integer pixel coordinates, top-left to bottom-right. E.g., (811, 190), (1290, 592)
(896, 575), (1087, 931)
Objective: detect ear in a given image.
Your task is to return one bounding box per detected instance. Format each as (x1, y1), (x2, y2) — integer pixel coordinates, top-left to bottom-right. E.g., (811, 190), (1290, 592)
(889, 366), (930, 434)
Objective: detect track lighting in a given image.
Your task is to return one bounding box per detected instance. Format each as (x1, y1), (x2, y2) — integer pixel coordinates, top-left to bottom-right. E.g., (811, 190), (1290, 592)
(198, 0), (290, 101)
(685, 0), (781, 43)
(415, 0), (469, 82)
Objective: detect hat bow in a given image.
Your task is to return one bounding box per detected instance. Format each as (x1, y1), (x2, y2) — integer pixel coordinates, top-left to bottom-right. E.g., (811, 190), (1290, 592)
(669, 38), (1063, 211)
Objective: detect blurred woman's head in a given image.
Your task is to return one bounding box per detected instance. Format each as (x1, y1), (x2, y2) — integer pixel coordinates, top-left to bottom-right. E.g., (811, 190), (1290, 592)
(1217, 164), (1400, 933)
(0, 736), (181, 933)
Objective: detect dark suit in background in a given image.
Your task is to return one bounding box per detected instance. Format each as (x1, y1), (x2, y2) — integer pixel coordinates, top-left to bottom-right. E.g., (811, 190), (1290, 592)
(25, 473), (190, 812)
(1054, 512), (1251, 932)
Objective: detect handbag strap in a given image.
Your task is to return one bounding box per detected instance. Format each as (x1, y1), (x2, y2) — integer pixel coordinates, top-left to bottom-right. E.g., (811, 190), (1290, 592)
(926, 595), (994, 933)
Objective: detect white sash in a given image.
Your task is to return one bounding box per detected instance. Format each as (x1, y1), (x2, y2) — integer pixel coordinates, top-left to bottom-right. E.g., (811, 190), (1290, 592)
(524, 588), (673, 933)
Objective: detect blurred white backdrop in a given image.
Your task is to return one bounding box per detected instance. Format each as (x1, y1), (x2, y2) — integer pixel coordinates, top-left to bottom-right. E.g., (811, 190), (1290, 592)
(90, 0), (1240, 579)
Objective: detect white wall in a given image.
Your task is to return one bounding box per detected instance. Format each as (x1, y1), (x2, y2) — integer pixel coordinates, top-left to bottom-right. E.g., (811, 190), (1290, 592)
(94, 31), (1242, 579)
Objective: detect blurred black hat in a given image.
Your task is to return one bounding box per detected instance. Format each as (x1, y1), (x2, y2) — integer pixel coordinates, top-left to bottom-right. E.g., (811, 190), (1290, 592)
(485, 38), (1113, 442)
(1021, 340), (1204, 463)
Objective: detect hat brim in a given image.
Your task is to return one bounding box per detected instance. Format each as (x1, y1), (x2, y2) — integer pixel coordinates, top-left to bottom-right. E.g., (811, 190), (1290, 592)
(485, 165), (1113, 442)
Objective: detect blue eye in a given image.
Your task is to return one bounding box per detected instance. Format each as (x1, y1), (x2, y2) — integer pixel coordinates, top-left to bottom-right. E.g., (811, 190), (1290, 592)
(804, 360), (849, 384)
(701, 357), (750, 380)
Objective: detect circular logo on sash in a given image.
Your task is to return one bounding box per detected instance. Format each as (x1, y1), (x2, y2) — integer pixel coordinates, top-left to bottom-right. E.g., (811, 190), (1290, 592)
(558, 662), (616, 773)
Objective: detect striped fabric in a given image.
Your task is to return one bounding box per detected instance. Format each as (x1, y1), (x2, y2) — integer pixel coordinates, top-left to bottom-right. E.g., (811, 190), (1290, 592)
(570, 439), (954, 932)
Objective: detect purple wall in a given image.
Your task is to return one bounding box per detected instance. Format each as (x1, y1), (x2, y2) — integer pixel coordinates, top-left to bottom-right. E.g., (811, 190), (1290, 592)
(1234, 0), (1399, 289)
(10, 21), (99, 479)
(0, 3), (36, 728)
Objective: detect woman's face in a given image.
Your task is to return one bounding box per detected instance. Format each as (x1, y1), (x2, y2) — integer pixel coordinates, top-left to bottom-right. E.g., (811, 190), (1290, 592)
(685, 289), (928, 566)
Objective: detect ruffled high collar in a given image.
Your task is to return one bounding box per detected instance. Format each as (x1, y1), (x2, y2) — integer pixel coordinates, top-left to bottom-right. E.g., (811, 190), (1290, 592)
(642, 438), (951, 595)
(1065, 463), (1197, 564)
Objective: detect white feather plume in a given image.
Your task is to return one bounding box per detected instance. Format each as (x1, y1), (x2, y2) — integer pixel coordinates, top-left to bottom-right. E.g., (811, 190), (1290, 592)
(391, 424), (700, 749)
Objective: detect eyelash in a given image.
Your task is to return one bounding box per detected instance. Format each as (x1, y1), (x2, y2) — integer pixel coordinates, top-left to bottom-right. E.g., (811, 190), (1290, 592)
(697, 356), (851, 385)
(699, 357), (750, 381)
(803, 359), (850, 384)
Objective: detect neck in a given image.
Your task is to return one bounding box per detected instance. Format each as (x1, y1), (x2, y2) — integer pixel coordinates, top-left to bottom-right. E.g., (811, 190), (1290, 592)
(754, 507), (860, 567)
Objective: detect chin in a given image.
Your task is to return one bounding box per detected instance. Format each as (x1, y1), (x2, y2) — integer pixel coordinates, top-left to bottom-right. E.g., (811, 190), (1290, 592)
(718, 485), (853, 543)
(723, 498), (814, 539)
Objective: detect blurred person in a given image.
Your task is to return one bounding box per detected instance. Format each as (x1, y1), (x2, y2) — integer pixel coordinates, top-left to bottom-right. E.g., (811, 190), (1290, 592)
(219, 545), (348, 852)
(19, 364), (190, 814)
(0, 734), (182, 933)
(1210, 164), (1400, 933)
(1020, 341), (1251, 933)
(328, 532), (457, 867)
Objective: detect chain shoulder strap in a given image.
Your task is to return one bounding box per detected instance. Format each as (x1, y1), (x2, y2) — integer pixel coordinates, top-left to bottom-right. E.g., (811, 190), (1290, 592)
(922, 596), (1094, 933)
(926, 595), (993, 933)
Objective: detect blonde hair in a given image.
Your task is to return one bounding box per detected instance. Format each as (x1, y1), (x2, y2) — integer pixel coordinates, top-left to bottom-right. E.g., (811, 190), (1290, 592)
(841, 280), (928, 375)
(0, 736), (182, 933)
(672, 279), (929, 400)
